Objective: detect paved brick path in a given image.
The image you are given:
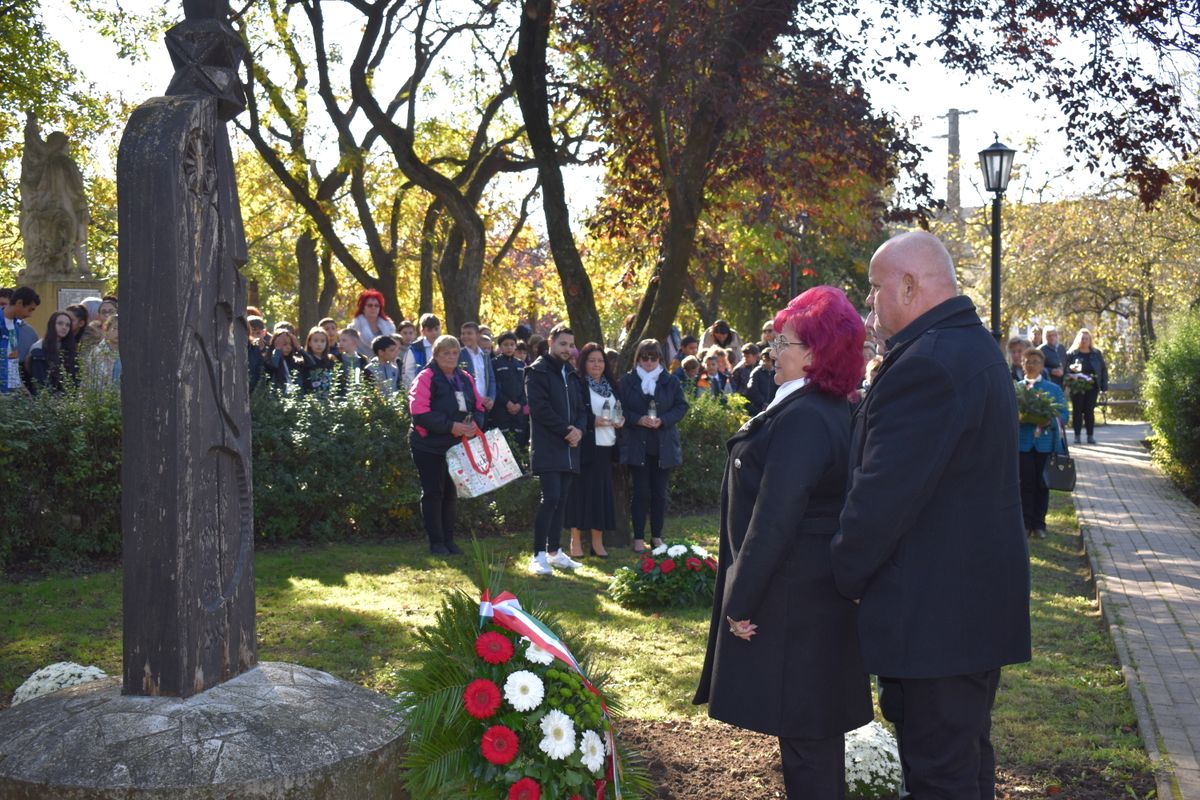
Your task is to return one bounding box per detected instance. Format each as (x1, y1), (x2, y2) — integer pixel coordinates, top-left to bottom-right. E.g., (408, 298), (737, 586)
(1072, 421), (1200, 799)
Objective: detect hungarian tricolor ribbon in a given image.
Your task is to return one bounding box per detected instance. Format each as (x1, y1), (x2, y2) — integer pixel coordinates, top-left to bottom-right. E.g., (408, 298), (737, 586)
(481, 589), (624, 799)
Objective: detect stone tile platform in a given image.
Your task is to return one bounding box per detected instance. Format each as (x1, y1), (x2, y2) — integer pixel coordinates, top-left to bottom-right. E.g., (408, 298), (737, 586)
(1072, 422), (1200, 799)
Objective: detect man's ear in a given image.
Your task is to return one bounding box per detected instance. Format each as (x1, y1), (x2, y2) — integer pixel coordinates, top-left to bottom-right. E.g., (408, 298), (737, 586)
(902, 272), (916, 304)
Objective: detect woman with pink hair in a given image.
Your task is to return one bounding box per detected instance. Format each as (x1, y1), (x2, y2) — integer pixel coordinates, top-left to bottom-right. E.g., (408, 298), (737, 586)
(695, 285), (871, 798)
(351, 289), (397, 358)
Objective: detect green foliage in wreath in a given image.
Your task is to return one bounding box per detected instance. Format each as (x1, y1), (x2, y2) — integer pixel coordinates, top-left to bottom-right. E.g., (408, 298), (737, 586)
(395, 543), (654, 800)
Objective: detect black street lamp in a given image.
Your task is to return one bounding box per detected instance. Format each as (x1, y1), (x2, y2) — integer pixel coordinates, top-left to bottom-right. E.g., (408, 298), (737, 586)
(786, 211), (810, 299)
(978, 136), (1016, 344)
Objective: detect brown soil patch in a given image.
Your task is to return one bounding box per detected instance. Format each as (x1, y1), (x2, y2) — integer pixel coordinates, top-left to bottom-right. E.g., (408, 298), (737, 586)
(617, 718), (1156, 800)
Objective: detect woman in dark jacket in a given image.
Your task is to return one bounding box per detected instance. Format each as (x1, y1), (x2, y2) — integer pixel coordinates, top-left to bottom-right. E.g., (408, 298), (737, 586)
(565, 342), (623, 559)
(1066, 327), (1108, 444)
(694, 286), (872, 798)
(408, 334), (486, 555)
(618, 339), (688, 553)
(27, 311), (78, 394)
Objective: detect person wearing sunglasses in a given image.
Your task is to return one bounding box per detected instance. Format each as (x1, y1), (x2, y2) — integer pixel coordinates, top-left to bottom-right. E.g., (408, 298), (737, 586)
(617, 339), (689, 554)
(695, 286), (871, 798)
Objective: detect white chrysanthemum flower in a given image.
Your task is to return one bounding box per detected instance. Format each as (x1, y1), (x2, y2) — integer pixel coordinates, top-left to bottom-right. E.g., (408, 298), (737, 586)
(579, 729), (606, 774)
(524, 641), (555, 665)
(503, 670), (545, 712)
(651, 544), (668, 556)
(666, 544), (688, 558)
(538, 709), (576, 760)
(12, 662), (108, 705)
(689, 545), (709, 558)
(844, 721), (901, 798)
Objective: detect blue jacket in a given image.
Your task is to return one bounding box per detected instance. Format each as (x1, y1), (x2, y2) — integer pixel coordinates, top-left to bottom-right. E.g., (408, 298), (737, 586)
(1017, 378), (1068, 454)
(617, 370), (688, 469)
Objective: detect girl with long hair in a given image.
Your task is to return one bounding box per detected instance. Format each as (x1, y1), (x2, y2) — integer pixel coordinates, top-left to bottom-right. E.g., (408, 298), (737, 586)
(27, 311), (79, 394)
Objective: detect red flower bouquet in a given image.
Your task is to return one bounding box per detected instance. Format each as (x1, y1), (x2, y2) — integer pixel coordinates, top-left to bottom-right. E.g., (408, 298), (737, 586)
(608, 541), (718, 609)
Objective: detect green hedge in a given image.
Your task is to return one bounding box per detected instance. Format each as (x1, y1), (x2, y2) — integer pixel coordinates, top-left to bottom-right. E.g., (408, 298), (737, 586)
(1145, 309), (1200, 498)
(0, 383), (745, 570)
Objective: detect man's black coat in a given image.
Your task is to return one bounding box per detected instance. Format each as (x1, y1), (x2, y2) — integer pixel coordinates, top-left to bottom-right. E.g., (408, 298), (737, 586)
(831, 296), (1032, 679)
(694, 384), (873, 738)
(525, 353), (586, 475)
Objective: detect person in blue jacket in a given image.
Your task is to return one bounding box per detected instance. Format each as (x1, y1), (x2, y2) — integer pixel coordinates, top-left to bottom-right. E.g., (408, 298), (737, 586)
(1017, 348), (1068, 539)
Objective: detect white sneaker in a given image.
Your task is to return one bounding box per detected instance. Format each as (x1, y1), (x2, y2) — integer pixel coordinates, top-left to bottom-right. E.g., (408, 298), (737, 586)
(529, 552), (553, 576)
(547, 550), (582, 570)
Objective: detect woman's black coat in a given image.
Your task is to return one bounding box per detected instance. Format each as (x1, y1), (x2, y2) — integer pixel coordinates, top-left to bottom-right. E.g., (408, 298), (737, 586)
(617, 370), (687, 468)
(525, 353), (587, 474)
(1066, 348), (1108, 392)
(694, 384), (872, 738)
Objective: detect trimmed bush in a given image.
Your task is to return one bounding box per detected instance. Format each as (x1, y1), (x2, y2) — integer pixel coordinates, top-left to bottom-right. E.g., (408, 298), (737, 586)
(0, 382), (743, 570)
(1145, 309), (1200, 497)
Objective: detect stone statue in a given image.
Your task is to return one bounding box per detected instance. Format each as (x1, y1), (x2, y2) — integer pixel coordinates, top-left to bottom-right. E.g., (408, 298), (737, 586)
(20, 112), (91, 278)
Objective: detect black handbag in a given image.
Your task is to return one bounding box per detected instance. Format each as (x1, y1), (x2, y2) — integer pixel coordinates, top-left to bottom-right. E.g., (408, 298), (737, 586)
(1044, 420), (1076, 492)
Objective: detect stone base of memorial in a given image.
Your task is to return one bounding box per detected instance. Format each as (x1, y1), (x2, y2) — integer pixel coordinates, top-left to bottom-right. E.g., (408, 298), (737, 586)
(0, 661), (406, 799)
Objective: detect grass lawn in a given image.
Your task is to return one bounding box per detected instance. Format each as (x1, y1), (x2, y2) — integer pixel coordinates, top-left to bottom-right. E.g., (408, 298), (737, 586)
(0, 498), (1151, 789)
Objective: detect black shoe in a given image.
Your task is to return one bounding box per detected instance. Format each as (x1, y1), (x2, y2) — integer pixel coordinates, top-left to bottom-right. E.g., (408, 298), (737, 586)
(429, 543), (450, 555)
(1034, 528), (1047, 539)
(589, 545), (610, 559)
(1087, 435), (1097, 445)
(445, 541), (464, 555)
(1074, 434), (1082, 445)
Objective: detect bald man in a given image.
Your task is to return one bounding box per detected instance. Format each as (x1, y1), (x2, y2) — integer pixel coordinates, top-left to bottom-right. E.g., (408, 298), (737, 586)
(832, 232), (1031, 799)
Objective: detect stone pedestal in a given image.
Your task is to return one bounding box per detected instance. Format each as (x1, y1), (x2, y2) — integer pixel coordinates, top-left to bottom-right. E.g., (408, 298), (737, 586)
(19, 275), (105, 338)
(0, 662), (407, 799)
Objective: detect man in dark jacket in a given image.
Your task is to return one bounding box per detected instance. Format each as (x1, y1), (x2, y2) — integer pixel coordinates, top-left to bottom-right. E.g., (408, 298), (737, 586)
(490, 331), (529, 448)
(525, 323), (587, 576)
(1039, 325), (1068, 387)
(831, 231), (1031, 800)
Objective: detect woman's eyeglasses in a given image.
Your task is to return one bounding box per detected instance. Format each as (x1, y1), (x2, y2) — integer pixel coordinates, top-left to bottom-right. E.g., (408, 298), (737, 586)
(639, 355), (659, 363)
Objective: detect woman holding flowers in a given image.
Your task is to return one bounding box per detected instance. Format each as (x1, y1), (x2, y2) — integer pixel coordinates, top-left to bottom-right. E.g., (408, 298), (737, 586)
(1066, 328), (1108, 445)
(1017, 348), (1069, 539)
(694, 286), (872, 798)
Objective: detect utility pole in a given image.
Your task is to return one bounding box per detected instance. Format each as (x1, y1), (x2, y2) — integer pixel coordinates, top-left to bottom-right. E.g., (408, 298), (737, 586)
(935, 108), (977, 225)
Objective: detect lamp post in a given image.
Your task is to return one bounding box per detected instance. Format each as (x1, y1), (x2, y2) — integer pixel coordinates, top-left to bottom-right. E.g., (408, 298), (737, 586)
(787, 211), (809, 299)
(978, 136), (1016, 345)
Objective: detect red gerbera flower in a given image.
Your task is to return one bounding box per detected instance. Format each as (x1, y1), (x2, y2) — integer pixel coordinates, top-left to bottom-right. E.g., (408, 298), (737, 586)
(508, 776), (540, 800)
(685, 557), (702, 571)
(704, 557), (718, 571)
(463, 678), (502, 719)
(660, 558), (676, 574)
(482, 724), (519, 766)
(640, 558), (656, 573)
(475, 631), (514, 665)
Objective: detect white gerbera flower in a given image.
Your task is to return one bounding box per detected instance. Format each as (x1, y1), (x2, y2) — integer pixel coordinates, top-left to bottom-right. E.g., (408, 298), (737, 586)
(666, 544), (688, 558)
(579, 729), (606, 774)
(503, 670), (545, 712)
(538, 709), (576, 760)
(524, 641), (556, 666)
(651, 544), (668, 556)
(689, 545), (709, 558)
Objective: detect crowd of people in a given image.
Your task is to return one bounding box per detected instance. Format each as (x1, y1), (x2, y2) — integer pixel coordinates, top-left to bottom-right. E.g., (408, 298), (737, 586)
(1, 287), (121, 397)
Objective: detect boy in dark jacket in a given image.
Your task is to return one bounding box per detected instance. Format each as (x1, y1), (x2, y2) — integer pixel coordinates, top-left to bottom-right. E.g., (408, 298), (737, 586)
(491, 331), (530, 448)
(525, 323), (587, 576)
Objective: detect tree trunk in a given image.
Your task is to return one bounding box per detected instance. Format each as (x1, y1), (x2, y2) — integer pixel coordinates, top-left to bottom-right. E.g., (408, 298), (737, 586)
(510, 0), (604, 346)
(296, 230), (320, 334)
(317, 246), (337, 320)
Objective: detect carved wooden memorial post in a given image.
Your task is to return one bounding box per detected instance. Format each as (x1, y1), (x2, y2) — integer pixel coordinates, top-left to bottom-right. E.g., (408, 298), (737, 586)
(118, 0), (256, 697)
